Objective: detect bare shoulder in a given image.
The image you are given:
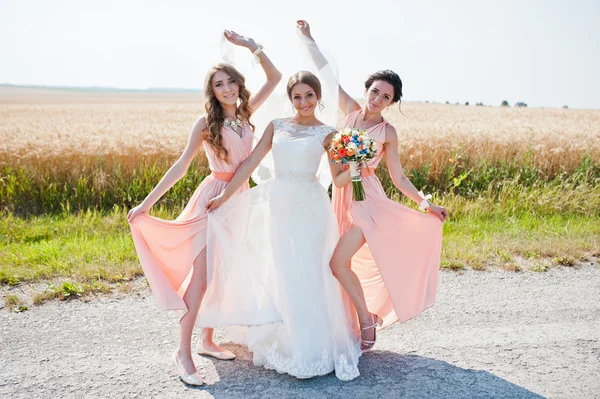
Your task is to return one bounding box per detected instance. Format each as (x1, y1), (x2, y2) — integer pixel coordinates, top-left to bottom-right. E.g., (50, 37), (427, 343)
(192, 115), (208, 135)
(384, 123), (398, 143)
(323, 129), (336, 148)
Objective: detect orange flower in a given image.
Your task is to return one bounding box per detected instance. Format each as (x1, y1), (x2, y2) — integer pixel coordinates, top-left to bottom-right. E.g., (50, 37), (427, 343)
(347, 149), (355, 156)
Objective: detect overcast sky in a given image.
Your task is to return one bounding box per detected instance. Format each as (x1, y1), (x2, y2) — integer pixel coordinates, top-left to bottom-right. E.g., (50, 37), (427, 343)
(1, 0), (599, 108)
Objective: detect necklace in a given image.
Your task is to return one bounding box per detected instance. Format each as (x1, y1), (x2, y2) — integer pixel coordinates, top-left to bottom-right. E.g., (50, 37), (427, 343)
(359, 111), (381, 129)
(224, 117), (243, 131)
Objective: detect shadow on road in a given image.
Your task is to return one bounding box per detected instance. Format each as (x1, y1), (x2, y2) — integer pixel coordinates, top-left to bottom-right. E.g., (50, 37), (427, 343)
(194, 343), (545, 398)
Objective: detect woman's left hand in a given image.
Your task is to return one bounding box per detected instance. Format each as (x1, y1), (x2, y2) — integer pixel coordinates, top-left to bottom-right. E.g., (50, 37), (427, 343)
(427, 204), (448, 222)
(224, 30), (258, 52)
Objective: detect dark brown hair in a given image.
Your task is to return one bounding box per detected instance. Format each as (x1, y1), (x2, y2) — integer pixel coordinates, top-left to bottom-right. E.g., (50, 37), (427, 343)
(365, 70), (403, 106)
(204, 63), (254, 163)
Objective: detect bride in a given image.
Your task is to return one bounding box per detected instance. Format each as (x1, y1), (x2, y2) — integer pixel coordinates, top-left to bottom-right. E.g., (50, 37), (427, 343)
(198, 71), (362, 381)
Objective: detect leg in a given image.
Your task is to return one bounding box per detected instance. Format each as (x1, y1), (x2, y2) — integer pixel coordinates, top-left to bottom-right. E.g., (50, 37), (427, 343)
(197, 328), (235, 360)
(330, 225), (379, 349)
(192, 255), (236, 360)
(330, 225), (371, 325)
(177, 248), (208, 375)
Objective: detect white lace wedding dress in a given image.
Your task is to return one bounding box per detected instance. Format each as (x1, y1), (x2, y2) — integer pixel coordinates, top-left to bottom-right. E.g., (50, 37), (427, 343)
(197, 118), (362, 381)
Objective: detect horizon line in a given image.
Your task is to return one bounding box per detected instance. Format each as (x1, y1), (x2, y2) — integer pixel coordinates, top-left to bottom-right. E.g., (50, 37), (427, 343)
(0, 83), (591, 110)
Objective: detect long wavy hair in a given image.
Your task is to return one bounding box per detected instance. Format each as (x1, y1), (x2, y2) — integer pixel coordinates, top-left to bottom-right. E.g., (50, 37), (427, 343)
(203, 63), (254, 163)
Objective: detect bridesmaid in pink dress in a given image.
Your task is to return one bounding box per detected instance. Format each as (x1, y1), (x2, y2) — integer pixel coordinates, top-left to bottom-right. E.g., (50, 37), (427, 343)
(126, 30), (281, 386)
(297, 21), (448, 352)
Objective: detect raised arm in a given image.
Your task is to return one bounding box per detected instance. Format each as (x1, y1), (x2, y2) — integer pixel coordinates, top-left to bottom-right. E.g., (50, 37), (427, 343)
(383, 125), (447, 222)
(206, 122), (275, 211)
(127, 116), (206, 222)
(296, 20), (361, 117)
(222, 30), (282, 111)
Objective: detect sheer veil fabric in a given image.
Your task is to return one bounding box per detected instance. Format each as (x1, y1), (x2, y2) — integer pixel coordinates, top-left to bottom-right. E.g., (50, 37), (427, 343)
(219, 29), (340, 188)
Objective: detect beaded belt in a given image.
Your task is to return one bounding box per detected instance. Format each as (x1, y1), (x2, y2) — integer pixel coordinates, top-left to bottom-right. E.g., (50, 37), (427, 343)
(274, 169), (318, 182)
(211, 171), (234, 182)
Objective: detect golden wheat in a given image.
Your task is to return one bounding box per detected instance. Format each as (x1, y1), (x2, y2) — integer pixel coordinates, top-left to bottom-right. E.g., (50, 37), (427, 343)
(3, 88), (598, 178)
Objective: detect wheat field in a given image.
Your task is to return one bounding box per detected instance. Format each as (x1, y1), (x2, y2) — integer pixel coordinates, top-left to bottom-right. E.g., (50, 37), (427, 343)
(3, 88), (599, 169)
(1, 87), (599, 215)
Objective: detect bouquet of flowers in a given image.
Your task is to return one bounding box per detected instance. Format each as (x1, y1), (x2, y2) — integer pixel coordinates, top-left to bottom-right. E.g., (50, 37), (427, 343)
(329, 128), (378, 201)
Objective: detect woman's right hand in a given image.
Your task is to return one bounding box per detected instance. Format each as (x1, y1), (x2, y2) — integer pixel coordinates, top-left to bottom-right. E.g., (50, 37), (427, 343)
(427, 203), (448, 223)
(127, 203), (150, 223)
(296, 20), (314, 40)
(206, 193), (229, 212)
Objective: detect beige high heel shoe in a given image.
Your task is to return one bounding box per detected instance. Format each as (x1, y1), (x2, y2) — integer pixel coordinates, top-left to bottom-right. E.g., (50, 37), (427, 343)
(360, 313), (383, 353)
(173, 353), (204, 386)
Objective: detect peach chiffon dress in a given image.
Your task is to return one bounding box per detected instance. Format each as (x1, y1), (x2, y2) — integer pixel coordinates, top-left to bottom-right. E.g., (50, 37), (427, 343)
(333, 110), (443, 328)
(128, 122), (253, 318)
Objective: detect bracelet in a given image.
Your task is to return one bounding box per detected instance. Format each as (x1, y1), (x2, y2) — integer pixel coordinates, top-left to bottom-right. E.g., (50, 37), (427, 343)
(417, 191), (432, 211)
(252, 44), (264, 64)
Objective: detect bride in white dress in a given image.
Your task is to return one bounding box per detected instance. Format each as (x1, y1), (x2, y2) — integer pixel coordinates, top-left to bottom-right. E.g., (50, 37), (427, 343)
(198, 71), (362, 381)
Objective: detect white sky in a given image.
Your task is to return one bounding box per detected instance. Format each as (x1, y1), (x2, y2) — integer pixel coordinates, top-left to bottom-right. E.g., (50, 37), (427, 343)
(1, 0), (599, 108)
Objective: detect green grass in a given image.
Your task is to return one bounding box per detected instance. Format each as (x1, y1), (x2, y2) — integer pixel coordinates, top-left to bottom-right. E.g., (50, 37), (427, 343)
(1, 155), (598, 304)
(1, 207), (140, 286)
(2, 199), (598, 294)
(441, 212), (599, 270)
(0, 155), (211, 215)
(2, 153), (598, 216)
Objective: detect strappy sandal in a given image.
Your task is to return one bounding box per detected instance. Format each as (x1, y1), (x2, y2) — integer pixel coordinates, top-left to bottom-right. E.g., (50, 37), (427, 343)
(360, 313), (383, 353)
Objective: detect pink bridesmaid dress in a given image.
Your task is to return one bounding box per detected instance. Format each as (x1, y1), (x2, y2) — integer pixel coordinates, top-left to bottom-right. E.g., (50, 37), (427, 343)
(128, 122), (253, 318)
(333, 110), (443, 328)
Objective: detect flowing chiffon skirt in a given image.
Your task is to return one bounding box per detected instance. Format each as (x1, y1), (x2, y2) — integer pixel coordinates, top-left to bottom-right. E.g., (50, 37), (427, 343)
(128, 174), (250, 318)
(333, 173), (443, 328)
(198, 174), (362, 381)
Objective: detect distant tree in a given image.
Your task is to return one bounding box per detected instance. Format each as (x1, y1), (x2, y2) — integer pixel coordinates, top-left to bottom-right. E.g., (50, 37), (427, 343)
(465, 102), (469, 106)
(501, 100), (510, 107)
(445, 101), (450, 104)
(562, 105), (568, 109)
(476, 102), (484, 106)
(514, 102), (528, 108)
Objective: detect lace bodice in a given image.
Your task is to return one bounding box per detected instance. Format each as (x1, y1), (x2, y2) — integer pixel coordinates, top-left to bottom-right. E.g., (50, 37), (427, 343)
(271, 119), (335, 177)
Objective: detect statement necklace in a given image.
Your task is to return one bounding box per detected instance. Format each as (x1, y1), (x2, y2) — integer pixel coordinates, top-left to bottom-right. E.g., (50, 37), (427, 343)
(224, 117), (243, 131)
